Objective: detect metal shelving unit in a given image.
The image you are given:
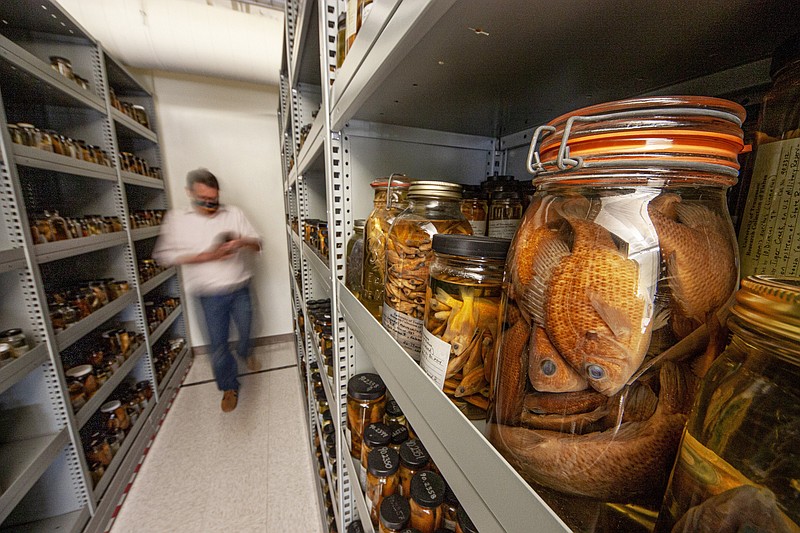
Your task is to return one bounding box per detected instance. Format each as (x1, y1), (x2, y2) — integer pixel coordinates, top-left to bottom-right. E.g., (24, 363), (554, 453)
(0, 2), (193, 531)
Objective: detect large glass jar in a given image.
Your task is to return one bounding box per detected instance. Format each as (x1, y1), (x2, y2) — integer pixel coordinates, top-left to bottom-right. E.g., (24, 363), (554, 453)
(737, 33), (800, 278)
(346, 219), (366, 299)
(362, 176), (411, 319)
(655, 276), (800, 532)
(487, 96), (744, 531)
(383, 181), (472, 360)
(420, 235), (509, 420)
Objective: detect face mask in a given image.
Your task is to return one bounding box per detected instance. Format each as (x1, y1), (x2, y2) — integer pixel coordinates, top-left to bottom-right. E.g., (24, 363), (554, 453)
(193, 198), (219, 209)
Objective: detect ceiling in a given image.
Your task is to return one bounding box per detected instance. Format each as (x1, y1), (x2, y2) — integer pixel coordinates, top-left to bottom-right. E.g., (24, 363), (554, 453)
(57, 0), (285, 85)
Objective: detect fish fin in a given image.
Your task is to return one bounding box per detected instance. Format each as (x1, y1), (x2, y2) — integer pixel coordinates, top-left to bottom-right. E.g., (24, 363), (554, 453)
(674, 202), (715, 229)
(649, 193), (681, 219)
(555, 195), (593, 219)
(520, 238), (570, 325)
(588, 289), (632, 338)
(651, 307), (671, 331)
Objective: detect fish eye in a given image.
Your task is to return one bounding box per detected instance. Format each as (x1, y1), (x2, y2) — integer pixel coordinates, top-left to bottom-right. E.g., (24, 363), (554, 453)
(587, 364), (605, 380)
(541, 359), (557, 376)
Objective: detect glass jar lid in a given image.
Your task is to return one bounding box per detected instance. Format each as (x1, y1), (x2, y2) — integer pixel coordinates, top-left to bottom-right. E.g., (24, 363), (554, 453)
(353, 218), (366, 230)
(385, 398), (403, 417)
(363, 423), (391, 447)
(367, 445), (399, 476)
(66, 364), (93, 378)
(0, 328), (23, 338)
(410, 470), (445, 507)
(347, 373), (386, 400)
(370, 175), (412, 189)
(389, 423), (409, 445)
(379, 494), (411, 530)
(346, 520), (365, 533)
(100, 400), (122, 413)
(399, 439), (430, 468)
(731, 276), (800, 343)
(528, 96), (746, 179)
(432, 234), (511, 260)
(408, 180), (463, 200)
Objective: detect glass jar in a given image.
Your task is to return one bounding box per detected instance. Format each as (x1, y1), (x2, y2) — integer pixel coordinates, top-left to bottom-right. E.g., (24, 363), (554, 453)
(455, 505), (478, 533)
(346, 219), (366, 299)
(86, 433), (112, 466)
(420, 235), (509, 419)
(442, 484), (459, 531)
(361, 422), (391, 486)
(131, 105), (150, 129)
(409, 471), (445, 533)
(655, 276), (800, 532)
(487, 190), (523, 239)
(0, 328), (29, 358)
(89, 461), (105, 486)
(37, 129), (53, 152)
(384, 398), (406, 427)
(108, 280), (129, 299)
(101, 400), (130, 432)
(398, 439), (431, 498)
(50, 56), (74, 79)
(17, 123), (37, 147)
(379, 494), (411, 533)
(107, 435), (120, 455)
(0, 343), (13, 367)
(50, 210), (71, 241)
(366, 446), (401, 527)
(460, 185), (488, 236)
(336, 11), (347, 68)
(347, 373), (387, 459)
(737, 34), (800, 277)
(362, 176), (412, 320)
(388, 423), (409, 451)
(101, 329), (121, 356)
(66, 364), (97, 401)
(7, 124), (22, 144)
(346, 520), (365, 533)
(383, 181), (472, 359)
(486, 96), (744, 530)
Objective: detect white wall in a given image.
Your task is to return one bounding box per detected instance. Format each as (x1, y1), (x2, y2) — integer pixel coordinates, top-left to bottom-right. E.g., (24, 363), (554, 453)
(135, 69), (292, 346)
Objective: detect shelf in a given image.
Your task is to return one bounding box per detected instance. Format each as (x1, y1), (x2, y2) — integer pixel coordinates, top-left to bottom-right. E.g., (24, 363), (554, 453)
(312, 402), (341, 533)
(111, 109), (158, 143)
(148, 305), (182, 347)
(34, 232), (128, 264)
(156, 345), (190, 397)
(121, 173), (165, 190)
(338, 282), (569, 533)
(75, 343), (148, 429)
(288, 167), (297, 190)
(55, 291), (137, 352)
(0, 344), (49, 397)
(0, 429), (69, 524)
(0, 249), (26, 274)
(92, 396), (156, 501)
(302, 242), (331, 295)
(0, 2), (94, 42)
(309, 328), (338, 431)
(289, 0), (321, 87)
(12, 145), (118, 183)
(340, 432), (375, 533)
(0, 35), (106, 114)
(297, 113), (324, 175)
(140, 267), (176, 296)
(103, 51), (151, 97)
(131, 226), (161, 241)
(1, 507), (89, 533)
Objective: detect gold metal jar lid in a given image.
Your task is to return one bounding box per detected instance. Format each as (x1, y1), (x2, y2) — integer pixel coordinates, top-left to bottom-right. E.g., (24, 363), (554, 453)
(408, 180), (462, 200)
(731, 276), (800, 342)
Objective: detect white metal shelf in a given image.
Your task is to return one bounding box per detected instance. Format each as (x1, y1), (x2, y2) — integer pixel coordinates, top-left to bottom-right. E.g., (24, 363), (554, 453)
(103, 51), (152, 97)
(289, 0), (321, 88)
(130, 226), (161, 241)
(12, 145), (118, 183)
(311, 400), (341, 533)
(0, 343), (49, 397)
(0, 249), (26, 274)
(307, 324), (338, 432)
(1, 506), (89, 533)
(34, 232), (128, 264)
(121, 172), (165, 190)
(111, 109), (158, 144)
(340, 434), (375, 533)
(55, 291), (138, 352)
(302, 242), (331, 295)
(338, 282), (569, 533)
(140, 267), (177, 296)
(296, 113), (324, 176)
(148, 305), (183, 348)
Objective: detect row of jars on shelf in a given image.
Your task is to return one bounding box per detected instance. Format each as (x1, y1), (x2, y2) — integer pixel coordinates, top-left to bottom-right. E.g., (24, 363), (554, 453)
(304, 220), (330, 259)
(139, 258), (166, 283)
(48, 279), (131, 333)
(64, 329), (145, 412)
(0, 328), (31, 367)
(129, 209), (166, 229)
(109, 88), (151, 130)
(119, 151), (162, 180)
(8, 122), (113, 166)
(30, 211), (123, 244)
(152, 337), (186, 384)
(312, 430), (339, 533)
(84, 380), (154, 486)
(307, 299), (333, 374)
(145, 296), (180, 334)
(49, 55), (90, 92)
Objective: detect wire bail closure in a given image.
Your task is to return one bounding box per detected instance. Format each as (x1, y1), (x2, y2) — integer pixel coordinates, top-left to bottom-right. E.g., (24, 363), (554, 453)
(385, 173), (407, 210)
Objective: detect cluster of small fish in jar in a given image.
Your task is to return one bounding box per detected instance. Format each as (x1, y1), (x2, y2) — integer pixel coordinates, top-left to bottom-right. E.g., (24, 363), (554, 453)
(488, 191), (738, 502)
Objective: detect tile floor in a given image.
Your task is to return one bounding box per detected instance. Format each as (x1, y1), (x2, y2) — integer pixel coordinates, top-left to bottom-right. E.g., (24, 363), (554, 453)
(109, 342), (325, 533)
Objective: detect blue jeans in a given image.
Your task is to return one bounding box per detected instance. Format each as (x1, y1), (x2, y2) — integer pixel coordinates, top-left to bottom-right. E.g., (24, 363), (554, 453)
(197, 284), (253, 391)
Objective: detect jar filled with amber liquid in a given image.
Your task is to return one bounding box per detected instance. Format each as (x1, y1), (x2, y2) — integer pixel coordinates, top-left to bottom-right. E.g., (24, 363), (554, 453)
(655, 276), (800, 532)
(460, 185), (488, 236)
(487, 190), (523, 239)
(379, 493), (411, 533)
(398, 439), (431, 498)
(409, 470), (445, 533)
(366, 446), (400, 527)
(361, 422), (391, 486)
(347, 373), (387, 458)
(346, 219), (366, 299)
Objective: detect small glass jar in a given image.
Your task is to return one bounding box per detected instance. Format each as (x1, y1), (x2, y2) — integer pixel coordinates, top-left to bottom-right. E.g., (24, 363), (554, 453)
(409, 471), (445, 533)
(361, 176), (412, 320)
(37, 129), (53, 152)
(101, 399), (130, 432)
(398, 439), (431, 498)
(101, 328), (122, 355)
(379, 493), (411, 533)
(86, 433), (112, 466)
(107, 435), (120, 455)
(346, 219), (366, 299)
(336, 11), (347, 68)
(88, 348), (105, 369)
(7, 124), (23, 144)
(442, 484), (459, 531)
(383, 181), (473, 359)
(108, 280), (129, 299)
(89, 461), (105, 486)
(455, 505), (478, 533)
(0, 343), (13, 367)
(89, 280), (109, 306)
(361, 422), (391, 486)
(131, 104), (150, 129)
(0, 328), (29, 358)
(420, 235), (509, 419)
(66, 364), (97, 401)
(347, 373), (387, 458)
(388, 423), (409, 452)
(17, 123), (37, 147)
(487, 190), (523, 239)
(383, 398), (406, 427)
(366, 446), (401, 527)
(460, 185), (488, 236)
(346, 520), (365, 533)
(50, 211), (71, 241)
(48, 131), (64, 155)
(50, 56), (74, 79)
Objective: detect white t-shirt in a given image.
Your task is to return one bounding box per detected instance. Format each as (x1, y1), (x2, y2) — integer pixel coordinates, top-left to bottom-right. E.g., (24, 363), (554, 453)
(153, 205), (262, 296)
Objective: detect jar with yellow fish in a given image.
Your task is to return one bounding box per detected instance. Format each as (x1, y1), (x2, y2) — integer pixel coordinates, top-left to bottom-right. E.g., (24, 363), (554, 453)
(655, 276), (800, 533)
(486, 96), (743, 531)
(383, 181), (472, 360)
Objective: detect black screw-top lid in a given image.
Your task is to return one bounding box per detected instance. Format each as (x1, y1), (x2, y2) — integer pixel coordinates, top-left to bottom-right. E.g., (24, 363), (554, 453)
(461, 184), (486, 200)
(399, 439), (430, 469)
(457, 505), (479, 533)
(443, 482), (459, 506)
(410, 471), (445, 508)
(363, 423), (391, 447)
(346, 520), (365, 533)
(435, 529), (451, 533)
(385, 398), (403, 417)
(379, 494), (411, 530)
(322, 423), (335, 436)
(347, 373), (386, 400)
(432, 234), (511, 260)
(771, 32), (800, 79)
(0, 328), (22, 337)
(400, 529), (423, 533)
(367, 446), (400, 476)
(389, 423), (409, 445)
(314, 384), (325, 399)
(491, 190), (521, 201)
(325, 433), (336, 449)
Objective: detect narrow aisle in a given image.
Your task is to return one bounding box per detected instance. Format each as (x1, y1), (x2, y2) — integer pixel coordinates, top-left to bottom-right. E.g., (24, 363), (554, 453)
(109, 342), (324, 533)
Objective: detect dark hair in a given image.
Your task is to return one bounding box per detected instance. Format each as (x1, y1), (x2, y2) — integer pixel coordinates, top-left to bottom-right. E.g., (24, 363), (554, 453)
(186, 168), (219, 190)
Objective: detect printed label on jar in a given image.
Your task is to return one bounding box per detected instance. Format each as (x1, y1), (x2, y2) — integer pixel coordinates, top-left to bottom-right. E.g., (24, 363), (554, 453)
(739, 137), (800, 277)
(488, 218), (521, 239)
(420, 327), (451, 389)
(468, 219), (487, 236)
(382, 303), (423, 360)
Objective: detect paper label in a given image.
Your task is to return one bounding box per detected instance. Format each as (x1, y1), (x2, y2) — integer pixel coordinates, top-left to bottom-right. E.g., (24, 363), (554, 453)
(468, 219), (487, 236)
(420, 327), (451, 389)
(488, 218), (521, 239)
(738, 137), (800, 277)
(382, 303), (423, 360)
